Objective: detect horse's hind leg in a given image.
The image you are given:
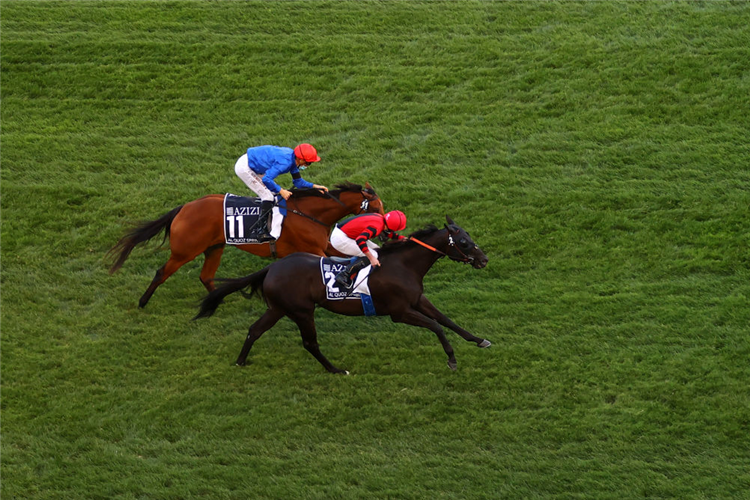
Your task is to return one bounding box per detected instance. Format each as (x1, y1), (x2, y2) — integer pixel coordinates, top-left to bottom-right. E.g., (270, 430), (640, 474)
(290, 312), (348, 375)
(236, 308), (284, 366)
(200, 244), (225, 292)
(416, 295), (491, 348)
(138, 253), (194, 308)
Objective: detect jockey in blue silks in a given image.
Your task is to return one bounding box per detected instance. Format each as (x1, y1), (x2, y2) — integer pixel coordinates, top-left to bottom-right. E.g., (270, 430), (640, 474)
(234, 144), (328, 242)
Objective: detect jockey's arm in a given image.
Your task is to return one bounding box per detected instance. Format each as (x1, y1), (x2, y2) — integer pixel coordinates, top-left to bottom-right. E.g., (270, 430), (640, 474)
(356, 229), (381, 267)
(363, 248), (380, 267)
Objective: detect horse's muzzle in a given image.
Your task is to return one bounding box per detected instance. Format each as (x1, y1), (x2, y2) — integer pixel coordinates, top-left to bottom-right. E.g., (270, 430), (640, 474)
(473, 257), (488, 269)
(466, 252), (488, 269)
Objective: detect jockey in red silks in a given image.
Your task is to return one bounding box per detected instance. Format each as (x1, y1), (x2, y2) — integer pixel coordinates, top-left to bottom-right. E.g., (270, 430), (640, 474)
(234, 143), (328, 242)
(329, 210), (407, 291)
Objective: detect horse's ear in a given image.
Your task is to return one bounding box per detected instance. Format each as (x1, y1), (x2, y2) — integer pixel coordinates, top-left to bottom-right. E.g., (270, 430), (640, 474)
(365, 182), (372, 189)
(444, 215), (457, 233)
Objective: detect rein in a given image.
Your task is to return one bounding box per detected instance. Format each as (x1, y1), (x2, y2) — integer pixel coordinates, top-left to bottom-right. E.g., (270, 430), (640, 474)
(409, 237), (447, 256)
(322, 190), (347, 208)
(287, 205), (329, 227)
(410, 233), (473, 263)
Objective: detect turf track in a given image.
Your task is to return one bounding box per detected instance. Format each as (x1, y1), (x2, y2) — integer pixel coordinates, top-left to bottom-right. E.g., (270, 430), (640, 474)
(2, 1), (750, 498)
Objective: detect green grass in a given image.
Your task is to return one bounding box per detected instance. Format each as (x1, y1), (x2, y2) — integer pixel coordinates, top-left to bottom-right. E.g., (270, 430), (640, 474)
(3, 1), (750, 498)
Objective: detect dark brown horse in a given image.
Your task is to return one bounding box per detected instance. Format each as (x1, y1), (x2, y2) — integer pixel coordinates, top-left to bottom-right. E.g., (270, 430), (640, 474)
(108, 182), (384, 308)
(195, 216), (490, 374)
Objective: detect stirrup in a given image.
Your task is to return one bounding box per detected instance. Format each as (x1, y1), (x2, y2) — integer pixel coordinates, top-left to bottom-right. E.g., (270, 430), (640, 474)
(256, 232), (276, 243)
(334, 273), (353, 291)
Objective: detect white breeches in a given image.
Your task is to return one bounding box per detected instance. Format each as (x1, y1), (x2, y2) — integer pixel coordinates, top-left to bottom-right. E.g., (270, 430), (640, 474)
(234, 154), (275, 201)
(330, 226), (380, 258)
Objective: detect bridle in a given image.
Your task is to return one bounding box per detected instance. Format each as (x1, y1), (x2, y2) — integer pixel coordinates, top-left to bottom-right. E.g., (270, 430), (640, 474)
(410, 229), (476, 264)
(347, 186), (381, 215)
(328, 188), (379, 215)
(357, 197), (370, 214)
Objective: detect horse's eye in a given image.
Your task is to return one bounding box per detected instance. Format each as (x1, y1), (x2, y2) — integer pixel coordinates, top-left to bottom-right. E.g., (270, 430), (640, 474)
(459, 238), (471, 249)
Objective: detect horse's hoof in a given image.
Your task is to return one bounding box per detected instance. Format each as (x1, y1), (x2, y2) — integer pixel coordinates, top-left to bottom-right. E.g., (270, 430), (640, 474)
(478, 339), (492, 348)
(447, 360), (457, 371)
(235, 361), (246, 367)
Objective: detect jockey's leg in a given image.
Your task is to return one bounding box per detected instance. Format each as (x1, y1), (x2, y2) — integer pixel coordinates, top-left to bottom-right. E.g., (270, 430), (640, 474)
(255, 200), (276, 242)
(234, 155), (276, 242)
(329, 227), (378, 292)
(334, 256), (370, 292)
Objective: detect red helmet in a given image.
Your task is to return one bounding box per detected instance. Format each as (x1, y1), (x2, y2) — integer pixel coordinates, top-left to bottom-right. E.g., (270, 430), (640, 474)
(293, 143), (321, 163)
(384, 210), (407, 231)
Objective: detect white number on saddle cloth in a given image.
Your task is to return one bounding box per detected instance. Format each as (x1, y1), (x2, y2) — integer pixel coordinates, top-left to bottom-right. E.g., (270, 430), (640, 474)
(324, 270), (340, 292)
(226, 215), (245, 239)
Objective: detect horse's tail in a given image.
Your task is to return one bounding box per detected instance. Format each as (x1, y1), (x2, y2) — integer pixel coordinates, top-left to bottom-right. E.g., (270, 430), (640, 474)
(193, 267), (271, 320)
(107, 205), (183, 274)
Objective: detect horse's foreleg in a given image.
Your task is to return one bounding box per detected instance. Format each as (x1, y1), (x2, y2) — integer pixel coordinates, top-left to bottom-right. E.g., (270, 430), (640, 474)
(416, 295), (491, 348)
(392, 308), (458, 371)
(289, 313), (348, 375)
(236, 308), (284, 366)
(200, 244), (226, 292)
(138, 254), (192, 308)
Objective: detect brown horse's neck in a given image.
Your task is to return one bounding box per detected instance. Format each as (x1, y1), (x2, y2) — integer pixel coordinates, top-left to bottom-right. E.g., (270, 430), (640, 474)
(288, 192), (363, 226)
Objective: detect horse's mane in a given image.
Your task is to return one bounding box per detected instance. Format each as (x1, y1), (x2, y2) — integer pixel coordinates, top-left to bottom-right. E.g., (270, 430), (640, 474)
(290, 182), (364, 200)
(378, 225), (440, 256)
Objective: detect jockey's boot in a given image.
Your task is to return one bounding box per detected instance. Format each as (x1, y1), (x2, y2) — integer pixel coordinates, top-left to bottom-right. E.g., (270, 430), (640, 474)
(334, 256), (370, 292)
(256, 200), (276, 242)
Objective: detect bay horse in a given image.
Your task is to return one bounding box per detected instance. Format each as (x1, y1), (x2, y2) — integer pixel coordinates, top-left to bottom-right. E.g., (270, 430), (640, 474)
(195, 216), (491, 374)
(108, 182), (384, 308)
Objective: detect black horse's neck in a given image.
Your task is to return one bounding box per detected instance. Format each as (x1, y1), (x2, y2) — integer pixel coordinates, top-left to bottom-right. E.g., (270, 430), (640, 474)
(388, 228), (451, 279)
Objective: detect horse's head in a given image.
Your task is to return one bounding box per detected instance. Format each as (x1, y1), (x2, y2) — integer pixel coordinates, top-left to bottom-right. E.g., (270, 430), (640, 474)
(335, 182), (385, 216)
(443, 216), (488, 269)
